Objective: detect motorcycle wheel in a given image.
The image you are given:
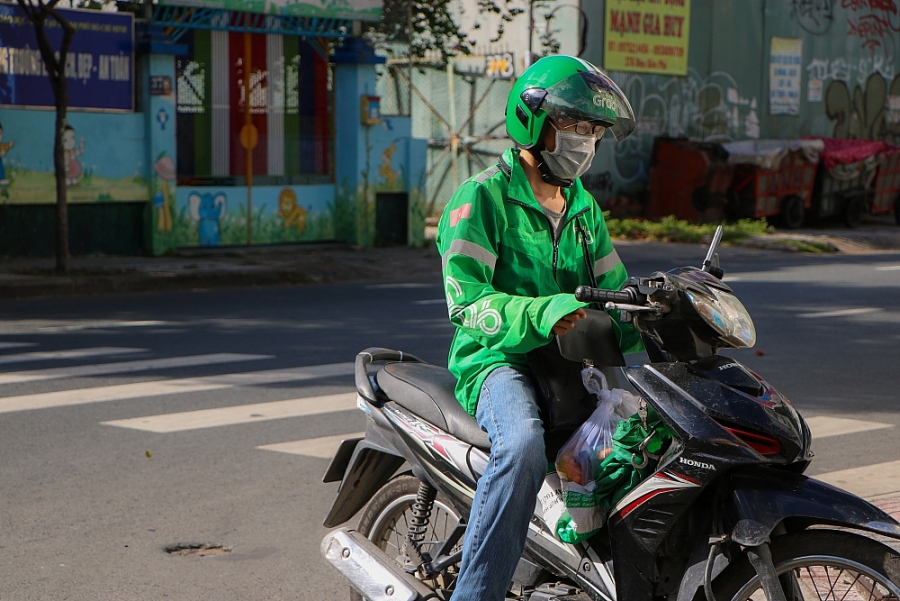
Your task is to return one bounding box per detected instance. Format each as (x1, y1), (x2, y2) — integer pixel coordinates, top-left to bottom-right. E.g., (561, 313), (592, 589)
(351, 474), (462, 601)
(713, 530), (900, 601)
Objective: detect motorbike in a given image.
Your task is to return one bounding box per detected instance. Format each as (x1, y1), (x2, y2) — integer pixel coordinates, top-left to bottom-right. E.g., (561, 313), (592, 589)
(321, 227), (900, 601)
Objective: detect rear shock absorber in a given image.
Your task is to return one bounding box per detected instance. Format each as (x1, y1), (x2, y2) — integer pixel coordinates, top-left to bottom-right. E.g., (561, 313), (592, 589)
(403, 481), (438, 571)
(409, 482), (438, 544)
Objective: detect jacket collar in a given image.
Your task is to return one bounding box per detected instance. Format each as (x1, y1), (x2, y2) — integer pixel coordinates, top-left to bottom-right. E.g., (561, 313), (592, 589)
(500, 148), (590, 215)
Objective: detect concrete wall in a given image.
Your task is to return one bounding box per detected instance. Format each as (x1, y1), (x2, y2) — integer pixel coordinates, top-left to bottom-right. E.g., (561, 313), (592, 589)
(578, 0), (900, 207)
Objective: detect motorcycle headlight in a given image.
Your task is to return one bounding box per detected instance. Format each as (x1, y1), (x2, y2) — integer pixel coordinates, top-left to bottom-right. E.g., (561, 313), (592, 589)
(686, 288), (756, 348)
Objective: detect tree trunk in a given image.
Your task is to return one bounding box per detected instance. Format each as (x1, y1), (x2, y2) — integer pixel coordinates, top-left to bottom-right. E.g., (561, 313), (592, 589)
(16, 0), (73, 273)
(53, 94), (69, 274)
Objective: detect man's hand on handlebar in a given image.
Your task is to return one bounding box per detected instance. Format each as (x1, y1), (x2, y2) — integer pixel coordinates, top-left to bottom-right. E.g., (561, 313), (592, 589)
(553, 308), (587, 336)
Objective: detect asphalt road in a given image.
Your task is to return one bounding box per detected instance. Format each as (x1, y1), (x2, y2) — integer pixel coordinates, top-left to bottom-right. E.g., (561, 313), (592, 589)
(1, 241), (899, 600)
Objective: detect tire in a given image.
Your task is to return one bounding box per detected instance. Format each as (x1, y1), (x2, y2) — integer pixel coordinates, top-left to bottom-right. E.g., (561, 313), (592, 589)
(893, 195), (900, 227)
(351, 474), (462, 601)
(844, 196), (865, 228)
(713, 530), (900, 601)
(780, 195), (805, 229)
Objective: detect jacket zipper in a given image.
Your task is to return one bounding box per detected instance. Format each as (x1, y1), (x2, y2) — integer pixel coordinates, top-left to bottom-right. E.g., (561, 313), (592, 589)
(507, 197), (589, 277)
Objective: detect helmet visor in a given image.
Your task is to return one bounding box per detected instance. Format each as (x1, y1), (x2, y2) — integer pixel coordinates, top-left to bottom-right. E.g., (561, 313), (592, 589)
(541, 71), (636, 141)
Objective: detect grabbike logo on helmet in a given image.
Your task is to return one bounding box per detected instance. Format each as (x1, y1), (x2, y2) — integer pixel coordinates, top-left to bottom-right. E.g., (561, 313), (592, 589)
(593, 93), (617, 110)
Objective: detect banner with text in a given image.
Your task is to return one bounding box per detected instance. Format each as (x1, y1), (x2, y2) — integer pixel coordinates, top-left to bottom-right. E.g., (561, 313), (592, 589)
(603, 0), (690, 76)
(769, 37), (802, 116)
(158, 0), (380, 21)
(0, 3), (134, 111)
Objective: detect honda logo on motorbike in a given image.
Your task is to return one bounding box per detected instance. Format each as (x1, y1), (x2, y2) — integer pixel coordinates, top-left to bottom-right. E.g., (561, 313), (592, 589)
(679, 457), (715, 471)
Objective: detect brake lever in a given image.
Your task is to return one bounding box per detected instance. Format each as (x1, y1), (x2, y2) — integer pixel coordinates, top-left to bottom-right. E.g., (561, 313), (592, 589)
(604, 301), (666, 315)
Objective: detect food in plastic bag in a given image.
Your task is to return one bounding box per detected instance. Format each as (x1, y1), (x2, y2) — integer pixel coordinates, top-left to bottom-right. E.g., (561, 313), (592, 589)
(554, 367), (643, 543)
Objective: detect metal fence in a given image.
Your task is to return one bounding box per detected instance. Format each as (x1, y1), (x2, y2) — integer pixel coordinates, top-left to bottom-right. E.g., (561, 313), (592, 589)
(377, 59), (513, 216)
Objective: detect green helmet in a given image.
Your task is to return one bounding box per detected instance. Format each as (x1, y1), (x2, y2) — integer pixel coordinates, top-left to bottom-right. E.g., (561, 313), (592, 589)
(505, 56), (636, 149)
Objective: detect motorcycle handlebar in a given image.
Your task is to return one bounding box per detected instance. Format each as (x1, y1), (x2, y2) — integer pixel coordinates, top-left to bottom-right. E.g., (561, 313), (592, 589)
(574, 285), (637, 305)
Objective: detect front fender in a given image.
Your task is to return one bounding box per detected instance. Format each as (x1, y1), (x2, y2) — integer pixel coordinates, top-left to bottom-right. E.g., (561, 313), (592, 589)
(728, 466), (900, 546)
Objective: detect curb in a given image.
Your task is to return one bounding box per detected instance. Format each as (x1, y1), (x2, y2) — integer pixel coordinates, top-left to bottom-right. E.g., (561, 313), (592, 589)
(0, 268), (321, 299)
(0, 244), (444, 299)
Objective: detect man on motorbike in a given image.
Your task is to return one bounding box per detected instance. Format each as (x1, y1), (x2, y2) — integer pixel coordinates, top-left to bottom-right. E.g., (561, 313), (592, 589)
(435, 56), (643, 601)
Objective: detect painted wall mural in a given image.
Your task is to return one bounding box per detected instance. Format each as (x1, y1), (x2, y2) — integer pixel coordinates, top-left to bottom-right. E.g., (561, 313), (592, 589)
(166, 184), (336, 247)
(0, 108), (149, 205)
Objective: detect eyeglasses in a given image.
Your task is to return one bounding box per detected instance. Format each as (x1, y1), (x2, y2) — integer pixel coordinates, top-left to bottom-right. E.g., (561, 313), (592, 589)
(552, 115), (607, 138)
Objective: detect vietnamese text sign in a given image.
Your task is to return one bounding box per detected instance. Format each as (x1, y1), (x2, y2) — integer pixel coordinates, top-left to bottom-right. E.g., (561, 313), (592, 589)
(0, 3), (134, 111)
(158, 0), (381, 21)
(769, 37), (802, 116)
(604, 0), (691, 75)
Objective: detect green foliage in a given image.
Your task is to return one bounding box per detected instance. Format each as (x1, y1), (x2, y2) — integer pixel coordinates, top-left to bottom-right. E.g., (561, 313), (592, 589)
(605, 215), (773, 244)
(775, 238), (837, 253)
(366, 0), (531, 64)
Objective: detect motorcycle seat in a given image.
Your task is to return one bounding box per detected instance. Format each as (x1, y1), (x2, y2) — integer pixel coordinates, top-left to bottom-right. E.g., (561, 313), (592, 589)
(376, 361), (491, 450)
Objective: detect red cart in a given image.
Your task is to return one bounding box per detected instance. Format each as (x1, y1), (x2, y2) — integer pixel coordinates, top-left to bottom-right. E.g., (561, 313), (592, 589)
(646, 137), (733, 223)
(721, 139), (823, 229)
(871, 143), (900, 224)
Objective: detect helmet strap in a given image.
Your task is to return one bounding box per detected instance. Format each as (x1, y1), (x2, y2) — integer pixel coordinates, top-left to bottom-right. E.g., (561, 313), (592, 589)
(527, 147), (575, 189)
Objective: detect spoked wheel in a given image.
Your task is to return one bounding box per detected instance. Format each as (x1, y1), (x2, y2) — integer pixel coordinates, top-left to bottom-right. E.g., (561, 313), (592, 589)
(714, 531), (900, 601)
(352, 474), (463, 601)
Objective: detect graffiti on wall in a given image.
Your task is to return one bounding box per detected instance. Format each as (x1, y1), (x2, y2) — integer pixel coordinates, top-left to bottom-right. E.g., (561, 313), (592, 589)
(824, 72), (900, 141)
(843, 0), (900, 60)
(790, 0), (834, 34)
(609, 69), (759, 182)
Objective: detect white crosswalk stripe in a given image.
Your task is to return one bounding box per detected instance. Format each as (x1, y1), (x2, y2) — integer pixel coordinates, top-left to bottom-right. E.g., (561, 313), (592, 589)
(0, 347), (145, 365)
(2, 346), (897, 504)
(258, 432), (365, 458)
(0, 342), (37, 350)
(814, 460), (900, 500)
(806, 416), (894, 439)
(0, 362), (353, 414)
(0, 353), (272, 385)
(102, 392), (357, 433)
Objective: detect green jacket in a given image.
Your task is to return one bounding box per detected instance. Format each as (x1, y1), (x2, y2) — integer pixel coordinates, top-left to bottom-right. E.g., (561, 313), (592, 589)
(436, 148), (643, 416)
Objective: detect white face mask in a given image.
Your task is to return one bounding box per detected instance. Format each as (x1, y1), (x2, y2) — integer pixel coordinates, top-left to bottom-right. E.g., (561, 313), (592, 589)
(539, 128), (597, 181)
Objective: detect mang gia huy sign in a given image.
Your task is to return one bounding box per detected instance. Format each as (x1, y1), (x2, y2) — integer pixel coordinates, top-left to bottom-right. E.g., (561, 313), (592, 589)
(604, 0), (690, 76)
(0, 3), (134, 111)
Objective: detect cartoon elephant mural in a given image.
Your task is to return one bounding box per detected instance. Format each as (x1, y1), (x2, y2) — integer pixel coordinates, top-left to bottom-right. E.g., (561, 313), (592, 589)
(189, 191), (227, 246)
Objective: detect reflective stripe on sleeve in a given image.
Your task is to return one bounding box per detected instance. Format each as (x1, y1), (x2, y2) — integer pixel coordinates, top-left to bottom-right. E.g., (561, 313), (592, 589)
(443, 239), (497, 271)
(593, 249), (622, 277)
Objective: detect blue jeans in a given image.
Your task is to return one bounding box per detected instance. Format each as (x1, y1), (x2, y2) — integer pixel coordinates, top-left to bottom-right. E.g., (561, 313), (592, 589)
(452, 366), (547, 601)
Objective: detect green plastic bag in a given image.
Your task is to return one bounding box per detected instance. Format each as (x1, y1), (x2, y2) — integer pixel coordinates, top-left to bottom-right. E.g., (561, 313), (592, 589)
(556, 405), (673, 543)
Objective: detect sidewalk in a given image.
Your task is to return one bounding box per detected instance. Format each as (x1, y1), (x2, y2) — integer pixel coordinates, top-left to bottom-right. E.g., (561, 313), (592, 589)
(0, 243), (443, 299)
(2, 216), (900, 299)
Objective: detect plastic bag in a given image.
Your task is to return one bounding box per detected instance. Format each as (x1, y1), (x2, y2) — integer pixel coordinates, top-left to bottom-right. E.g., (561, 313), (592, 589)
(554, 367), (642, 543)
(582, 369), (642, 420)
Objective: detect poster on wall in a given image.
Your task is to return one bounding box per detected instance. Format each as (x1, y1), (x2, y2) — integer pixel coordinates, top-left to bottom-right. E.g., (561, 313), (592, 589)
(769, 37), (802, 116)
(158, 0), (380, 21)
(0, 3), (134, 111)
(603, 0), (691, 76)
